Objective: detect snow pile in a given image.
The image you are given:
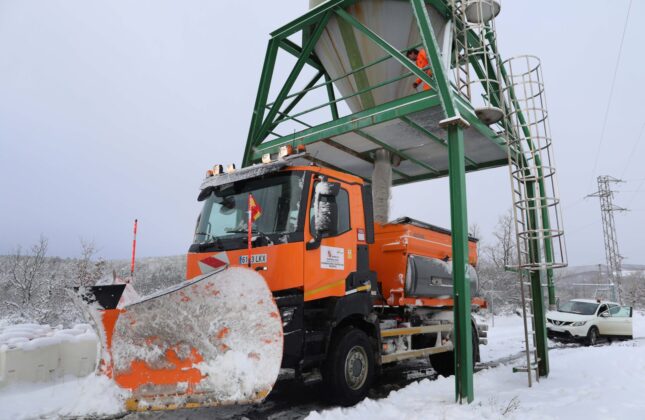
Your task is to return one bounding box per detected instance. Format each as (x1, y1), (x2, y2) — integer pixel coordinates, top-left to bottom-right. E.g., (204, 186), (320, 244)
(0, 374), (128, 419)
(110, 267), (283, 404)
(479, 314), (528, 362)
(308, 312), (645, 420)
(312, 181), (333, 232)
(0, 323), (96, 351)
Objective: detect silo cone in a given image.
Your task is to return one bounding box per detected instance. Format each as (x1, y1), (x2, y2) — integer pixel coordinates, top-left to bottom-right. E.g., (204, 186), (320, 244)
(309, 0), (449, 113)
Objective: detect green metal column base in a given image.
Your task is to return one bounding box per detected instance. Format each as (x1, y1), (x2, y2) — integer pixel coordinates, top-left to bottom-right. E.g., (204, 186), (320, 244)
(531, 270), (550, 377)
(447, 124), (474, 403)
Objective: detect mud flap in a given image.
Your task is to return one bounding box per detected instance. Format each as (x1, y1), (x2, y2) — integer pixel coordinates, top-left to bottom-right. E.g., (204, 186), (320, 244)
(73, 267), (283, 411)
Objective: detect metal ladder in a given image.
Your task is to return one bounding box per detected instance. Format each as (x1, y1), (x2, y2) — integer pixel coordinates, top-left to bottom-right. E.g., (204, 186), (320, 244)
(449, 1), (567, 386)
(513, 272), (540, 385)
(450, 0), (472, 101)
(502, 55), (567, 386)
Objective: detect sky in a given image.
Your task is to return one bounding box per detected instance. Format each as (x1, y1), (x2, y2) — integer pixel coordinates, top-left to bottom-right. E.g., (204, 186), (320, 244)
(1, 0), (644, 267)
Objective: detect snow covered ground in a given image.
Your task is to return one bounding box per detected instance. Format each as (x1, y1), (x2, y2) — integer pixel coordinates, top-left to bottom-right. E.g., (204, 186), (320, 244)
(1, 312), (643, 419)
(308, 312), (645, 420)
(0, 374), (127, 419)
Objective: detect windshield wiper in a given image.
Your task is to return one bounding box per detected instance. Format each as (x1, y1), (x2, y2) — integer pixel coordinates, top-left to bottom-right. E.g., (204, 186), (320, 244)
(195, 232), (224, 249)
(226, 228), (274, 245)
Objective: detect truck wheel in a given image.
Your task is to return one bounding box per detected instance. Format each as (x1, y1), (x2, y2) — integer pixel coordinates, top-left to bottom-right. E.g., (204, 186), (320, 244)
(430, 327), (479, 377)
(586, 326), (599, 346)
(429, 350), (454, 377)
(323, 327), (375, 406)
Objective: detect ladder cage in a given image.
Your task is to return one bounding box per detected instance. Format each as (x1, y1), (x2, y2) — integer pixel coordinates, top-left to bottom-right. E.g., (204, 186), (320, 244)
(503, 55), (567, 272)
(499, 54), (568, 386)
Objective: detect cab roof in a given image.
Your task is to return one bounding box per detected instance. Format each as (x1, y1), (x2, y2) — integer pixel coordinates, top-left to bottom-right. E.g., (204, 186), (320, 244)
(200, 152), (364, 192)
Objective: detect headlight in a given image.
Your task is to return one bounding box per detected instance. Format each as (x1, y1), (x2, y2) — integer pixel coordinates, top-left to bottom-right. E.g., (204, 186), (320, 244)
(571, 321), (587, 327)
(280, 306), (297, 327)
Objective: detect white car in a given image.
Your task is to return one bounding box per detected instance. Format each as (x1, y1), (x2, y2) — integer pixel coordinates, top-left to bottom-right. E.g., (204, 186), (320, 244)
(546, 299), (633, 346)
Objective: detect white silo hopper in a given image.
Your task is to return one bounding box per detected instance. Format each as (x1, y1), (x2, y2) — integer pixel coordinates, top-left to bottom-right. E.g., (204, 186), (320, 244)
(309, 0), (451, 113)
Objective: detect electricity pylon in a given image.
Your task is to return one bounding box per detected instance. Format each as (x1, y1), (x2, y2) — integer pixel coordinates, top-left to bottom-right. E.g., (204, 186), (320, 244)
(588, 176), (627, 303)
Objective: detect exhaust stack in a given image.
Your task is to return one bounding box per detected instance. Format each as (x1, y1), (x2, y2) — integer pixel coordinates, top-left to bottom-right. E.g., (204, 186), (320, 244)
(372, 149), (392, 224)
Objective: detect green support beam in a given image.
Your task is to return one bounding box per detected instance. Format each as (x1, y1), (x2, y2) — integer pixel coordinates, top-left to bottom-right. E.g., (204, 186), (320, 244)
(323, 73), (340, 120)
(254, 12), (332, 147)
(412, 0), (473, 403)
(270, 71), (325, 129)
(244, 38), (280, 167)
(411, 0), (457, 118)
(278, 38), (325, 72)
(252, 91), (442, 158)
(447, 124), (474, 403)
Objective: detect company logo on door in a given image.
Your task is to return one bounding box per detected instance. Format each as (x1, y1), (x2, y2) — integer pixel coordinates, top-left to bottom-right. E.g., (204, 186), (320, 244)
(321, 246), (344, 270)
(239, 254), (267, 264)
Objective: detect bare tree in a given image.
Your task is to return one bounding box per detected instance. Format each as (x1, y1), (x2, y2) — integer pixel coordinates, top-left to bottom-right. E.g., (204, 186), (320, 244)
(623, 272), (645, 309)
(469, 223), (481, 240)
(74, 239), (106, 287)
(5, 236), (49, 311)
(485, 210), (516, 269)
(478, 210), (521, 312)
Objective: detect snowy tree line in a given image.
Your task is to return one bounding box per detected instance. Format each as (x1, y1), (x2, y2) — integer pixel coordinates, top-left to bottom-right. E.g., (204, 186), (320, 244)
(1, 214), (644, 327)
(475, 211), (645, 313)
(0, 237), (185, 326)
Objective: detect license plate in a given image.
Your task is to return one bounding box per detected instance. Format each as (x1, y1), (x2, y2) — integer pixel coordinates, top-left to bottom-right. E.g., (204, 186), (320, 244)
(239, 254), (267, 264)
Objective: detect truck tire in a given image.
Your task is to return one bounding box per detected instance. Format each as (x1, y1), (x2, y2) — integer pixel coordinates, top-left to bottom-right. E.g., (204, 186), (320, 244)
(586, 326), (599, 346)
(323, 327), (375, 406)
(430, 326), (479, 377)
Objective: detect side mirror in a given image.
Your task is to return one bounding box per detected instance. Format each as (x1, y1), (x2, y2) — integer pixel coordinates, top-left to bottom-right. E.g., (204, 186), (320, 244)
(599, 311), (609, 318)
(307, 181), (340, 250)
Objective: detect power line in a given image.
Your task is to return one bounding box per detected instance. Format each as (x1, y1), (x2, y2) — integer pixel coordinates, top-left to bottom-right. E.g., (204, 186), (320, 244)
(619, 120), (645, 179)
(565, 221), (598, 235)
(627, 177), (645, 208)
(588, 0), (633, 188)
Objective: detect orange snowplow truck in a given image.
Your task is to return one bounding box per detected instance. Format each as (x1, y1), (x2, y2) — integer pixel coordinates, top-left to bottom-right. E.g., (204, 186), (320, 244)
(185, 152), (487, 405)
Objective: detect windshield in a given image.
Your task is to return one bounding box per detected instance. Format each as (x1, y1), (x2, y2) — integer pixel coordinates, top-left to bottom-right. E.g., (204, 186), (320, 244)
(558, 300), (599, 316)
(194, 172), (304, 245)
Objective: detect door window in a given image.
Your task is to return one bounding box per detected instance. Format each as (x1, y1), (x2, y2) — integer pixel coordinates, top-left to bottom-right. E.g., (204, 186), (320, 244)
(597, 304), (609, 316)
(610, 306), (632, 318)
(309, 183), (351, 238)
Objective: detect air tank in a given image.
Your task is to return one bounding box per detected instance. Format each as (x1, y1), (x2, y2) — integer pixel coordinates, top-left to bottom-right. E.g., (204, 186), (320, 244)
(309, 0), (450, 113)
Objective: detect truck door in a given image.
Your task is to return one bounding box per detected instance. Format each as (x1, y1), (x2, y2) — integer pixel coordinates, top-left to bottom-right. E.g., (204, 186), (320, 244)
(303, 177), (360, 302)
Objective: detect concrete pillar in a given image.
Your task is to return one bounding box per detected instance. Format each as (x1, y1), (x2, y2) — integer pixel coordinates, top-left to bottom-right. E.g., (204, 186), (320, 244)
(372, 149), (392, 224)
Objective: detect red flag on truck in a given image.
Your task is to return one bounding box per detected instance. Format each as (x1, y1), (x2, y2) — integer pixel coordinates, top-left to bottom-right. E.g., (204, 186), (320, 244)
(247, 194), (262, 267)
(249, 194), (262, 221)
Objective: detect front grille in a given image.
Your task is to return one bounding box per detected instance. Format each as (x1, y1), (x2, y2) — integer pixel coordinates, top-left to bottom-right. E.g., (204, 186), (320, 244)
(546, 318), (573, 326)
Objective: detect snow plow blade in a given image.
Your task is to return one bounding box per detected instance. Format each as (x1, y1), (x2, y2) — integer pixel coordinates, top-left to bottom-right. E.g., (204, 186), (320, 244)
(72, 266), (283, 411)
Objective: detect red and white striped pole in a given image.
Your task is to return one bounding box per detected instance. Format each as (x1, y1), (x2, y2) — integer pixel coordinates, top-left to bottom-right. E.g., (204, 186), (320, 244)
(130, 219), (138, 278)
(247, 195), (252, 268)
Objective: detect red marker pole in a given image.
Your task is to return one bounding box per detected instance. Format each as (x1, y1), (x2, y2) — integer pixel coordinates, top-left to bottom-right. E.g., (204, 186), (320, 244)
(130, 219), (138, 278)
(247, 195), (252, 268)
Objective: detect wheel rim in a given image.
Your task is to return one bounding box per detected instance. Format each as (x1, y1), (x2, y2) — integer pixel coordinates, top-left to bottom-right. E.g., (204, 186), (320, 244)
(344, 345), (368, 390)
(590, 329), (597, 345)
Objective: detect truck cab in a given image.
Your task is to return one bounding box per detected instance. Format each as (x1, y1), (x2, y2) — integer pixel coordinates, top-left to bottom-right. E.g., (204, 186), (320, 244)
(186, 153), (486, 405)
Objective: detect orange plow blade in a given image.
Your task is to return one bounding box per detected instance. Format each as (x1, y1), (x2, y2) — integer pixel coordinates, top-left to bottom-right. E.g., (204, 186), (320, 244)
(73, 267), (283, 411)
